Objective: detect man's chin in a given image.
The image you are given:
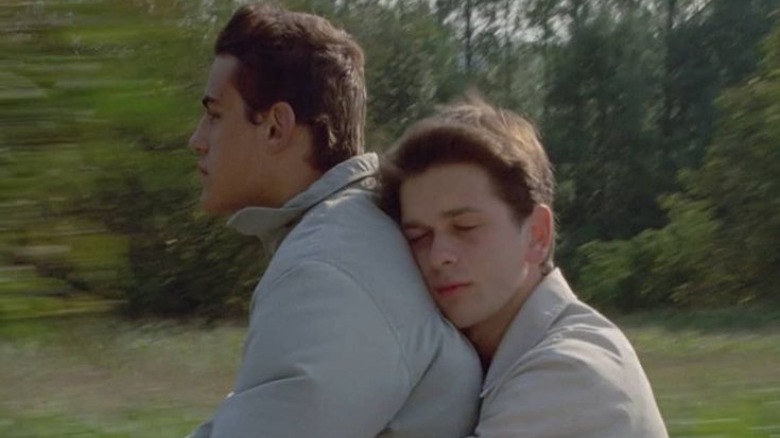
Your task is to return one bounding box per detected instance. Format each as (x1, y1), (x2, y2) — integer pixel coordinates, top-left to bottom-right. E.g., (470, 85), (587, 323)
(199, 195), (226, 216)
(201, 195), (245, 217)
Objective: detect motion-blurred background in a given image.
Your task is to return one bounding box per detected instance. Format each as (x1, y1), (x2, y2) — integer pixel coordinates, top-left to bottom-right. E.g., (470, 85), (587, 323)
(1, 0), (778, 436)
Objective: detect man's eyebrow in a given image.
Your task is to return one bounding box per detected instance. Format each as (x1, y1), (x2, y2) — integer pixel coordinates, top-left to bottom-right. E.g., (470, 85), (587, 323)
(442, 207), (481, 218)
(401, 207), (481, 230)
(401, 220), (426, 231)
(201, 96), (217, 109)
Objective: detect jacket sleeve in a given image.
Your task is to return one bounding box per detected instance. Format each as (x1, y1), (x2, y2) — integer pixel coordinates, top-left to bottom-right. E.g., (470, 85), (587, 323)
(203, 260), (411, 438)
(187, 419), (212, 438)
(471, 338), (665, 438)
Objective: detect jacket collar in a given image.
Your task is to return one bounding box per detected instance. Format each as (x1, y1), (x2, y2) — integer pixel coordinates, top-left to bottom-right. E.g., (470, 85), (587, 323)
(482, 268), (576, 395)
(226, 153), (379, 254)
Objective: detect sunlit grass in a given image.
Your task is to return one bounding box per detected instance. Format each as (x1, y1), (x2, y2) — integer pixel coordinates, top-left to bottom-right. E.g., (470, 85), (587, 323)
(618, 311), (780, 437)
(0, 311), (778, 437)
(0, 316), (243, 437)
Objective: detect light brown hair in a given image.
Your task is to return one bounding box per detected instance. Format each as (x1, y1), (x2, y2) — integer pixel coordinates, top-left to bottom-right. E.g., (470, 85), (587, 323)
(216, 3), (366, 171)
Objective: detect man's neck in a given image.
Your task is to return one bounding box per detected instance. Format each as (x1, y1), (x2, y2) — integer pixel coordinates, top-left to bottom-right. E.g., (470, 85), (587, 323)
(268, 128), (323, 207)
(271, 164), (322, 207)
(465, 273), (543, 370)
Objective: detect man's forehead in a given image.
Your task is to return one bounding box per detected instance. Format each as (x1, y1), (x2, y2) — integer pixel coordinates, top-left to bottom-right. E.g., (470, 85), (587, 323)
(204, 55), (240, 99)
(402, 204), (483, 227)
(399, 165), (498, 225)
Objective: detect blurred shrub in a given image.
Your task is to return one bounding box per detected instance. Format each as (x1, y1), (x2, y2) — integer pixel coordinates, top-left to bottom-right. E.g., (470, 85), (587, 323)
(577, 24), (780, 310)
(577, 195), (739, 311)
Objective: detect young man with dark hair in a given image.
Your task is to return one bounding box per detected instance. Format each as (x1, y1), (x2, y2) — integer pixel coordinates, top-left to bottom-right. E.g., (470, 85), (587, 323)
(380, 95), (668, 437)
(187, 4), (480, 437)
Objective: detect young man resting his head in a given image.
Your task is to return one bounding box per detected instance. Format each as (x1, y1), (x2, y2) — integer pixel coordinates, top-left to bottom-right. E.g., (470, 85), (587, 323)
(380, 95), (668, 438)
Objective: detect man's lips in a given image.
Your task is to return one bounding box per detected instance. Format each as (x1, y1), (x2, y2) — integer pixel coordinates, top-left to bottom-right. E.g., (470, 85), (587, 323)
(198, 164), (208, 176)
(434, 282), (471, 297)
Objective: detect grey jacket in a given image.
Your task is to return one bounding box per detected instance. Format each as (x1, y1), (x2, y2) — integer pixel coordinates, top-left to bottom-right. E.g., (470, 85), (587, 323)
(190, 153), (481, 438)
(471, 269), (668, 438)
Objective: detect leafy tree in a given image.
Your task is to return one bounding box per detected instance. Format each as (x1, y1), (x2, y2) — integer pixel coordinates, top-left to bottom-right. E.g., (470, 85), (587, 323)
(661, 0), (780, 173)
(576, 21), (780, 309)
(543, 4), (664, 272)
(433, 0), (545, 114)
(338, 0), (462, 147)
(685, 21), (780, 303)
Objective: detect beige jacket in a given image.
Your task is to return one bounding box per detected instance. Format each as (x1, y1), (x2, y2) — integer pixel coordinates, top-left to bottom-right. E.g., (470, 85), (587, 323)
(471, 269), (668, 438)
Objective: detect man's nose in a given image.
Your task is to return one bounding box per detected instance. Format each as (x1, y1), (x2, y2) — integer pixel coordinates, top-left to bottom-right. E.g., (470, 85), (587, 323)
(189, 117), (208, 154)
(428, 234), (458, 269)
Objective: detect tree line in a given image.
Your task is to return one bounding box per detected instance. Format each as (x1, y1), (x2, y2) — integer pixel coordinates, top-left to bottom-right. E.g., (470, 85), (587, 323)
(1, 0), (778, 318)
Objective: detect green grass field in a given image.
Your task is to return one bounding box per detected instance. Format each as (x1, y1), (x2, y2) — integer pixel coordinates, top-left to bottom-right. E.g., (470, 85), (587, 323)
(1, 311), (778, 437)
(619, 311), (780, 437)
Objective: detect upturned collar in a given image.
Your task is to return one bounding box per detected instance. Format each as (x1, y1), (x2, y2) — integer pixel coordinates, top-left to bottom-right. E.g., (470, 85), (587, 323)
(482, 268), (574, 395)
(226, 153), (379, 255)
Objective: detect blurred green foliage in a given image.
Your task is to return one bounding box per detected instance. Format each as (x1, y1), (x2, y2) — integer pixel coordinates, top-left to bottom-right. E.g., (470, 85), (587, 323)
(1, 0), (778, 318)
(578, 21), (780, 310)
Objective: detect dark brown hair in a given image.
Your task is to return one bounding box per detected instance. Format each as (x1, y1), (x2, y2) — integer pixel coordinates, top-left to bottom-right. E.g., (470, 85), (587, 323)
(216, 3), (366, 171)
(380, 94), (556, 268)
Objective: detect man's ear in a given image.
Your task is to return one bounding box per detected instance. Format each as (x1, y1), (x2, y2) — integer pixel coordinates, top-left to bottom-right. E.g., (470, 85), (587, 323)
(525, 204), (553, 265)
(258, 102), (296, 153)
